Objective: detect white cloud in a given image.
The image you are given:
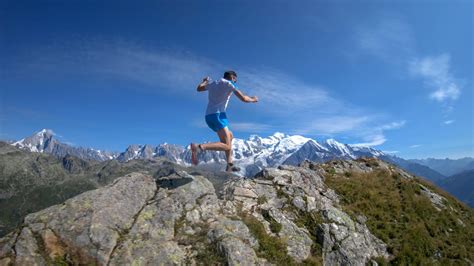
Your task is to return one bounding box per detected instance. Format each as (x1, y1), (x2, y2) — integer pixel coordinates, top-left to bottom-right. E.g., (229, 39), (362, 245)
(98, 46), (218, 91)
(383, 150), (399, 154)
(409, 54), (461, 103)
(410, 144), (421, 148)
(379, 120), (406, 130)
(240, 69), (332, 113)
(443, 120), (455, 125)
(351, 133), (387, 147)
(350, 120), (406, 147)
(354, 18), (463, 110)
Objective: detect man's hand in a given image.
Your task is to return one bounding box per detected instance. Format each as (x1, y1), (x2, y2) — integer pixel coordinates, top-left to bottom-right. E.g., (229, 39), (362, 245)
(197, 76), (210, 92)
(250, 96), (258, 103)
(201, 76), (210, 86)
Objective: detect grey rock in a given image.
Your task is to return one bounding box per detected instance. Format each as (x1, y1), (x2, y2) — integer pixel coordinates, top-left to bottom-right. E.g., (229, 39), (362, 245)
(292, 196), (306, 211)
(208, 218), (260, 265)
(268, 208), (312, 262)
(0, 231), (17, 258)
(216, 236), (259, 266)
(318, 221), (389, 266)
(0, 257), (12, 265)
(419, 184), (446, 210)
(14, 227), (46, 266)
(109, 241), (186, 265)
(24, 172), (157, 265)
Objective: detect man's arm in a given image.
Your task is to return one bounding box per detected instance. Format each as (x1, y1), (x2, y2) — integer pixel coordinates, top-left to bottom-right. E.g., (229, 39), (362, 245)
(233, 89), (258, 103)
(196, 77), (210, 92)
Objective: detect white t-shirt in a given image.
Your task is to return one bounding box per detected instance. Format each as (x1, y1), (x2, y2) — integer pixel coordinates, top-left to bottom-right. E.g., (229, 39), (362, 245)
(205, 78), (238, 115)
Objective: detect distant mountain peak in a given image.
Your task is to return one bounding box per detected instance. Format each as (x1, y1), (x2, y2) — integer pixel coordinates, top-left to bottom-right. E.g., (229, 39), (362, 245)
(271, 132), (286, 138)
(37, 128), (55, 136)
(12, 129), (119, 161)
(13, 128), (56, 152)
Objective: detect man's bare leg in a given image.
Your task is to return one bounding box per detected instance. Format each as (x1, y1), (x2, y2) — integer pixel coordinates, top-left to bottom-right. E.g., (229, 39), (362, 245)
(200, 127), (232, 155)
(190, 143), (201, 165)
(190, 128), (230, 165)
(218, 128), (233, 164)
(193, 127), (239, 172)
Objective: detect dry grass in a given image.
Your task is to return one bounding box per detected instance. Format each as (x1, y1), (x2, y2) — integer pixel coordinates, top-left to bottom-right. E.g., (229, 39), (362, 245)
(324, 168), (474, 265)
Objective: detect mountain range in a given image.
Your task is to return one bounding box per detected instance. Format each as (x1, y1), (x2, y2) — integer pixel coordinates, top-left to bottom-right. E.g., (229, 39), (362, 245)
(8, 129), (474, 206)
(9, 129), (444, 175)
(410, 157), (474, 177)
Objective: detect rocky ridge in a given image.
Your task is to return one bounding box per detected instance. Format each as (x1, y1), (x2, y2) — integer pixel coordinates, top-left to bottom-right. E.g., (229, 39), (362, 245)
(0, 158), (424, 265)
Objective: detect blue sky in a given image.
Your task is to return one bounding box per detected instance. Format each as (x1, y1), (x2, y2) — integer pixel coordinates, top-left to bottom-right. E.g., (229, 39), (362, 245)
(1, 0), (472, 159)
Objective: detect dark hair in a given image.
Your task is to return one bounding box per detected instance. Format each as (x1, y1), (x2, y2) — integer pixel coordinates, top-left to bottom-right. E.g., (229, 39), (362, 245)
(223, 70), (237, 80)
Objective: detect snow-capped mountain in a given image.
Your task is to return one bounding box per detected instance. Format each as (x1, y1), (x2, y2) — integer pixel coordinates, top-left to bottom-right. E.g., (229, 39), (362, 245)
(9, 130), (389, 176)
(12, 129), (118, 161)
(7, 129), (455, 182)
(13, 129), (55, 153)
(179, 132), (387, 176)
(324, 139), (356, 159)
(117, 143), (185, 163)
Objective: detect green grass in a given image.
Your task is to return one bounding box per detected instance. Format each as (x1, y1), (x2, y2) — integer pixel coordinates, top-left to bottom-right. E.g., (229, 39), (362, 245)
(324, 168), (474, 265)
(293, 209), (324, 265)
(240, 211), (297, 265)
(257, 195), (268, 205)
(261, 209), (282, 234)
(327, 168), (336, 175)
(188, 223), (227, 265)
(276, 187), (290, 202)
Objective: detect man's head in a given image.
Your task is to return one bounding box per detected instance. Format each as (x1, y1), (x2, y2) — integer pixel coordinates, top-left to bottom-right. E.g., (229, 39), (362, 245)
(223, 70), (237, 83)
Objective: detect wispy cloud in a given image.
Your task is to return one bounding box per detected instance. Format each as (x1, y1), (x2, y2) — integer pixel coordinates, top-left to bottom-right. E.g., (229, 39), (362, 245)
(351, 133), (387, 147)
(240, 69), (333, 113)
(98, 46), (218, 90)
(379, 120), (406, 130)
(443, 120), (455, 125)
(16, 41), (219, 95)
(410, 144), (421, 148)
(350, 120), (406, 147)
(409, 54), (461, 103)
(354, 17), (463, 116)
(16, 40), (404, 146)
(355, 16), (414, 62)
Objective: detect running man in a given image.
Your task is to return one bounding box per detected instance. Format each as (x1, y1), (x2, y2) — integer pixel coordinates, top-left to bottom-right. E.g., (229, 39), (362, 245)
(190, 70), (258, 172)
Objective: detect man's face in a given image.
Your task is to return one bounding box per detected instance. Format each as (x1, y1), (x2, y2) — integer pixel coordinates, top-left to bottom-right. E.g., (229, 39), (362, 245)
(231, 75), (237, 83)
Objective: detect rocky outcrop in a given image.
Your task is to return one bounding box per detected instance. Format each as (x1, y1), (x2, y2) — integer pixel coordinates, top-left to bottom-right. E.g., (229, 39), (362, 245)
(0, 160), (395, 265)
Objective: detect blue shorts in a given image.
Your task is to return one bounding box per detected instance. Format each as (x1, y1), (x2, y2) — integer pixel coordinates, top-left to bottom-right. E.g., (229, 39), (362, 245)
(205, 112), (229, 132)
